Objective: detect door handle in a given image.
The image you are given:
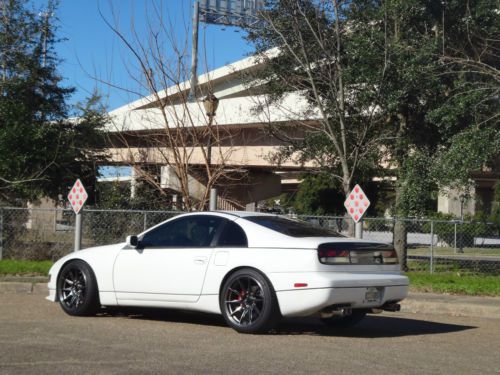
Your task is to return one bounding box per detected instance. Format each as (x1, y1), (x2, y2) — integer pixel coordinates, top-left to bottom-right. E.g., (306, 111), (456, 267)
(193, 256), (208, 265)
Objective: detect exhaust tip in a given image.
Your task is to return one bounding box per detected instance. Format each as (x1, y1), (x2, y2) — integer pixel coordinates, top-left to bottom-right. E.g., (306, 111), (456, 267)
(382, 303), (401, 312)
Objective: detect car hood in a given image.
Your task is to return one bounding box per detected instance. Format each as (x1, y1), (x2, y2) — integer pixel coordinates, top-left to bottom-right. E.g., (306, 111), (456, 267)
(61, 243), (125, 260)
(50, 243), (124, 274)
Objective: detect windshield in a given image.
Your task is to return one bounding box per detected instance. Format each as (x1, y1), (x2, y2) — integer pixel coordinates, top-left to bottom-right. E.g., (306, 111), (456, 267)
(244, 216), (343, 238)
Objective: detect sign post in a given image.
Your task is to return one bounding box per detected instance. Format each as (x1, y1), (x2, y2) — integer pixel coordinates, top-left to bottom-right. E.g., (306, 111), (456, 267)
(344, 184), (370, 239)
(68, 179), (88, 252)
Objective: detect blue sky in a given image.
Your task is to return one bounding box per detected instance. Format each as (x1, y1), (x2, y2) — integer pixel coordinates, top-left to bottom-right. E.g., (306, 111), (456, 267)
(29, 1), (254, 178)
(32, 0), (253, 111)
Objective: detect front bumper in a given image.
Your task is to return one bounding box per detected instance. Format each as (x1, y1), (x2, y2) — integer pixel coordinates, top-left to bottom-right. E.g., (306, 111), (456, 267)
(46, 286), (56, 302)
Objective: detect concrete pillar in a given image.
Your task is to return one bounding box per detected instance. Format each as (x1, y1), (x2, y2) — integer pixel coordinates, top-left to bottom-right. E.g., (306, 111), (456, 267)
(130, 166), (138, 199)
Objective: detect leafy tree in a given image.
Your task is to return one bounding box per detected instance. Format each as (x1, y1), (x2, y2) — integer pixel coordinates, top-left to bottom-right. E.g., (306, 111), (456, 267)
(293, 174), (345, 215)
(0, 0), (107, 205)
(375, 0), (499, 267)
(247, 0), (498, 268)
(245, 0), (389, 198)
(96, 179), (174, 211)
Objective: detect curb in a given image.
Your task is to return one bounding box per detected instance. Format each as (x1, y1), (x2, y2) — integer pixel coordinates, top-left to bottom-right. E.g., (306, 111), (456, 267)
(1, 280), (499, 320)
(400, 292), (500, 319)
(0, 276), (48, 295)
(0, 281), (47, 294)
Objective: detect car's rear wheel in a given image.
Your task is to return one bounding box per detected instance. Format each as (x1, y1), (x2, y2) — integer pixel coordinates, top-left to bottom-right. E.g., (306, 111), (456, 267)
(57, 260), (100, 316)
(220, 269), (280, 334)
(320, 310), (366, 327)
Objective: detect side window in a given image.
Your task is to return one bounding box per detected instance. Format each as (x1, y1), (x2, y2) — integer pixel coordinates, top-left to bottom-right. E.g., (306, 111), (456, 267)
(141, 216), (223, 248)
(217, 221), (248, 247)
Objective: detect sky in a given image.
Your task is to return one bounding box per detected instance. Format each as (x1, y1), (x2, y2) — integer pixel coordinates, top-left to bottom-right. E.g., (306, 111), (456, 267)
(32, 0), (254, 111)
(29, 0), (254, 178)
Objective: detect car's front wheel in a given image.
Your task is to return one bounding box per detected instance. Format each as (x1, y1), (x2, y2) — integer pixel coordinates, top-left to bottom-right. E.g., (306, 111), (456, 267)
(220, 268), (280, 334)
(57, 260), (100, 316)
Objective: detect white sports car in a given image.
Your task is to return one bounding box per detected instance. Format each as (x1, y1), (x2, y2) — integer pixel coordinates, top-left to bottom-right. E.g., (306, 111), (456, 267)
(47, 211), (409, 333)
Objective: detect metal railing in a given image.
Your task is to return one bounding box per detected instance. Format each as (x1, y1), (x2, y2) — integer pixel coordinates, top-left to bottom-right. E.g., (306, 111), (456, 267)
(0, 207), (498, 274)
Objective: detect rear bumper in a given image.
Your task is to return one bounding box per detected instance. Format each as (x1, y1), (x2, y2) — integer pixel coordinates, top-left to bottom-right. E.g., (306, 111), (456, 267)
(276, 285), (408, 317)
(270, 272), (409, 317)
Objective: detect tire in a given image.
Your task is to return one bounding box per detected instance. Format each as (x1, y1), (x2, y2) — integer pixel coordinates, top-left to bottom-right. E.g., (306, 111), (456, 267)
(321, 310), (366, 328)
(57, 260), (100, 316)
(220, 268), (280, 334)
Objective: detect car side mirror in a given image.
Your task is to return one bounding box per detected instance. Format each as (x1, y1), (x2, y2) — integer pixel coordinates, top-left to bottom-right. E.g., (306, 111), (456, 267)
(126, 235), (139, 248)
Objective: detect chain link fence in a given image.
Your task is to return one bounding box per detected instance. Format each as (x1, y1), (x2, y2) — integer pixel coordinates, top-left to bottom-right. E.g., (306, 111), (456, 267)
(297, 215), (500, 275)
(0, 207), (498, 274)
(0, 207), (180, 262)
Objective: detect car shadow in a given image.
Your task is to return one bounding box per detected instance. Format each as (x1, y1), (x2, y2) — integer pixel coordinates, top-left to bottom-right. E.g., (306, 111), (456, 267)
(97, 308), (476, 338)
(275, 315), (477, 338)
(99, 306), (228, 328)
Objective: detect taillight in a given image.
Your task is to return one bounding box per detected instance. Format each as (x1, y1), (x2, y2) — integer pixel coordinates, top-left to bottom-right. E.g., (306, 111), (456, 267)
(318, 248), (350, 264)
(382, 250), (399, 264)
(317, 243), (399, 265)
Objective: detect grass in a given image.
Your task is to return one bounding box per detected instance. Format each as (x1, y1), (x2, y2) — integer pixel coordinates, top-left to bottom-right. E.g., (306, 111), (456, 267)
(408, 247), (500, 257)
(0, 259), (53, 276)
(407, 272), (500, 297)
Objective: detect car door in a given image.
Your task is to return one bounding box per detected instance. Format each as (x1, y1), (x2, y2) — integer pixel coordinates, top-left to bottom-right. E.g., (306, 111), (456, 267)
(113, 215), (224, 303)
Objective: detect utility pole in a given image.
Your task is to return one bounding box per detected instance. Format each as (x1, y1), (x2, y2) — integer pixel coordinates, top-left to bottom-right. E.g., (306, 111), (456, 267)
(39, 10), (52, 68)
(1, 2), (8, 83)
(188, 0), (264, 100)
(188, 0), (200, 100)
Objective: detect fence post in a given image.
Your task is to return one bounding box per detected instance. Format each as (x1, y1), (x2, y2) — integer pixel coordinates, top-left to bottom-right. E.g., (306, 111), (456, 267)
(392, 216), (396, 244)
(454, 221), (457, 254)
(355, 220), (363, 239)
(143, 212), (148, 231)
(458, 220), (464, 253)
(0, 208), (3, 260)
(430, 220), (434, 274)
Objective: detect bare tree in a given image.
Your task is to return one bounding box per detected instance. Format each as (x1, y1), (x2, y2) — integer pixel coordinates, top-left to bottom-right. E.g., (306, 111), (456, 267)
(98, 1), (245, 210)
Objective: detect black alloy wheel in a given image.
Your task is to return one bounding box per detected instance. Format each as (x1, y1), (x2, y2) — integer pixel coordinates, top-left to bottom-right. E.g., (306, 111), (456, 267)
(220, 268), (280, 334)
(57, 260), (100, 316)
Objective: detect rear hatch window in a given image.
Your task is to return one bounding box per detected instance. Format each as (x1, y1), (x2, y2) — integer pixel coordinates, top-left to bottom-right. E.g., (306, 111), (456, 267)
(244, 216), (343, 238)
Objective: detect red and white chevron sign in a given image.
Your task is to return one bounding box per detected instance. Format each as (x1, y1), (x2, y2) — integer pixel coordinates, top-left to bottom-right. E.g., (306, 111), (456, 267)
(68, 179), (88, 214)
(344, 184), (370, 223)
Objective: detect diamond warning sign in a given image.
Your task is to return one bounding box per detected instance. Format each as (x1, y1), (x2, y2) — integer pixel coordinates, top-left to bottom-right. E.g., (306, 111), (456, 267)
(68, 179), (88, 214)
(344, 184), (370, 223)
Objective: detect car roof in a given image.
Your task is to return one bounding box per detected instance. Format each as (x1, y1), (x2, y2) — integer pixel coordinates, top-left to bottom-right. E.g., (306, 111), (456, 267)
(138, 210), (279, 236)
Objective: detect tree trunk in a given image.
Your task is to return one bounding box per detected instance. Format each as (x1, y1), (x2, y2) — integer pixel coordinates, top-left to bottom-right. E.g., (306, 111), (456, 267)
(393, 218), (408, 271)
(394, 180), (409, 271)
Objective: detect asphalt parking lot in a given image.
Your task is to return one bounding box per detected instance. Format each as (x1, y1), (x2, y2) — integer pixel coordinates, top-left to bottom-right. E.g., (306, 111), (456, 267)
(0, 293), (498, 375)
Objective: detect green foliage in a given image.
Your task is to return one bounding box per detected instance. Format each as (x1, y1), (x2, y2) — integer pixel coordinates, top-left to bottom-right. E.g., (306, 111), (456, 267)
(433, 127), (500, 190)
(396, 150), (437, 216)
(293, 174), (344, 215)
(96, 180), (173, 210)
(0, 0), (108, 204)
